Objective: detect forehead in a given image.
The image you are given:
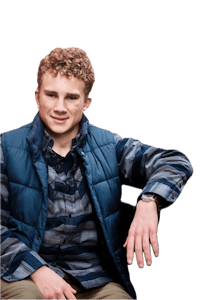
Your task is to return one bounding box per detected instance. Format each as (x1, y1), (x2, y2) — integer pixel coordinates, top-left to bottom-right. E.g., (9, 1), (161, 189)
(40, 71), (86, 94)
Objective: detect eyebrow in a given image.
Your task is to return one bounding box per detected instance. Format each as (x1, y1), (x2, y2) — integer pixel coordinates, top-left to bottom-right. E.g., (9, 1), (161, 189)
(44, 90), (80, 97)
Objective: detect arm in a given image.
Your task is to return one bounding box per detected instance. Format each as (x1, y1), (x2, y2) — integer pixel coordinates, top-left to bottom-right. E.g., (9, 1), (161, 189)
(1, 137), (77, 299)
(114, 134), (193, 205)
(114, 134), (193, 267)
(1, 137), (46, 281)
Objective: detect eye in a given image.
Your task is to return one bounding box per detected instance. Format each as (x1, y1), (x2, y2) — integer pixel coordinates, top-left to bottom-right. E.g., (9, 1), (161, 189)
(47, 93), (56, 98)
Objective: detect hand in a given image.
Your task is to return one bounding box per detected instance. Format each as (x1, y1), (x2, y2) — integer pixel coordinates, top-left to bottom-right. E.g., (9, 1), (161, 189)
(123, 200), (159, 268)
(30, 266), (77, 299)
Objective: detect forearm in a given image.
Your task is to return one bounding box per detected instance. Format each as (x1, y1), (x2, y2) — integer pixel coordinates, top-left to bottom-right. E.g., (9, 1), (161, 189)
(1, 226), (46, 282)
(1, 137), (46, 281)
(114, 134), (193, 208)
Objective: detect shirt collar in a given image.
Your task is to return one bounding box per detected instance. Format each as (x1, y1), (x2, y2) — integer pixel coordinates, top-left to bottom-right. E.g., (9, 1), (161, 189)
(42, 128), (54, 153)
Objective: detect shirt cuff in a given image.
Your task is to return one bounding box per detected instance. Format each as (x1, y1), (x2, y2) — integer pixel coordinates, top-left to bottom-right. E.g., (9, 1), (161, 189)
(138, 179), (184, 209)
(2, 251), (46, 282)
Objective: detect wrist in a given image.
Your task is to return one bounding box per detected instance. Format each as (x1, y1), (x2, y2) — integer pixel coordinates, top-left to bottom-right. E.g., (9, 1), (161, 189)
(140, 193), (160, 207)
(30, 265), (47, 280)
(137, 198), (157, 208)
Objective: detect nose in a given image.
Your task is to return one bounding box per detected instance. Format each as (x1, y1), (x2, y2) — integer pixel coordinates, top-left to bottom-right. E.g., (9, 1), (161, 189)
(54, 99), (67, 113)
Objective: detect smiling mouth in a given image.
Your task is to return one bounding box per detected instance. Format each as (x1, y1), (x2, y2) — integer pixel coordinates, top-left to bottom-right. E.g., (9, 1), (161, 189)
(51, 116), (68, 123)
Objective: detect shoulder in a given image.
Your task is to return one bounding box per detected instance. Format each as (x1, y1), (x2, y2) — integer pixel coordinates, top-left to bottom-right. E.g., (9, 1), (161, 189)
(1, 122), (32, 150)
(87, 123), (117, 146)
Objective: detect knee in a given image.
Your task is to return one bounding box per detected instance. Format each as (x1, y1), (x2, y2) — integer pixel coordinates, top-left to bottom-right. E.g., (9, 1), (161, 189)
(1, 279), (44, 299)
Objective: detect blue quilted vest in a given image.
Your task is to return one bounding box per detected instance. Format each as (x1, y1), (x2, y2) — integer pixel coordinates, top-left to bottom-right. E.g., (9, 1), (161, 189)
(1, 113), (136, 299)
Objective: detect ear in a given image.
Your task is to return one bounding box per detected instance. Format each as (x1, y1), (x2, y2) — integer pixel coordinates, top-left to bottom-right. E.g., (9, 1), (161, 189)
(35, 89), (40, 109)
(83, 97), (92, 111)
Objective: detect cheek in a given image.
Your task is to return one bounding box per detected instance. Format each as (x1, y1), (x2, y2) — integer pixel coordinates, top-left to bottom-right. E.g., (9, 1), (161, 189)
(40, 102), (53, 111)
(68, 103), (83, 114)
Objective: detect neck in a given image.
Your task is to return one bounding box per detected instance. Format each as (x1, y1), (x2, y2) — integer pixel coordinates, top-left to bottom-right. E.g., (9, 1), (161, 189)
(52, 139), (72, 157)
(47, 126), (79, 157)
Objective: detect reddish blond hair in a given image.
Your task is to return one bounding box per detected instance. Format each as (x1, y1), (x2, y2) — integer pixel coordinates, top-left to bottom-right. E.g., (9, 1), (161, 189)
(37, 47), (95, 96)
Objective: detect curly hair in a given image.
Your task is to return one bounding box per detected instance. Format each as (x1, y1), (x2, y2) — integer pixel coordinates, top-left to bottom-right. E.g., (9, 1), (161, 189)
(37, 47), (95, 96)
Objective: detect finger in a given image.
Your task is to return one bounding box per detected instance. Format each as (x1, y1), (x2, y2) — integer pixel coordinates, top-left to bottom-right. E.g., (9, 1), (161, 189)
(135, 234), (144, 268)
(142, 233), (152, 266)
(64, 285), (77, 300)
(70, 286), (77, 294)
(65, 282), (77, 294)
(123, 238), (128, 248)
(57, 294), (66, 300)
(62, 293), (77, 300)
(126, 236), (135, 265)
(150, 231), (159, 257)
(59, 294), (76, 300)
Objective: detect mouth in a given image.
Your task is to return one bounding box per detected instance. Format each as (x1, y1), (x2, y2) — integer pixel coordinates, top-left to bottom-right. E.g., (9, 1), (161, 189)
(51, 116), (68, 124)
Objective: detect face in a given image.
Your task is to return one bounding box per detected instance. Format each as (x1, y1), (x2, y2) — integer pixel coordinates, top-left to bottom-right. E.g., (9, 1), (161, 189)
(35, 71), (91, 141)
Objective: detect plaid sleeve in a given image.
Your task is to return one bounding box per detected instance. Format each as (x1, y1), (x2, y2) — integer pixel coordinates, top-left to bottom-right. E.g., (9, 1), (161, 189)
(1, 136), (46, 282)
(113, 134), (193, 208)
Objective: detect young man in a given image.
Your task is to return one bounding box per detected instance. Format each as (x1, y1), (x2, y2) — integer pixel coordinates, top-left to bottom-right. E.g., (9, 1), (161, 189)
(1, 48), (193, 299)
